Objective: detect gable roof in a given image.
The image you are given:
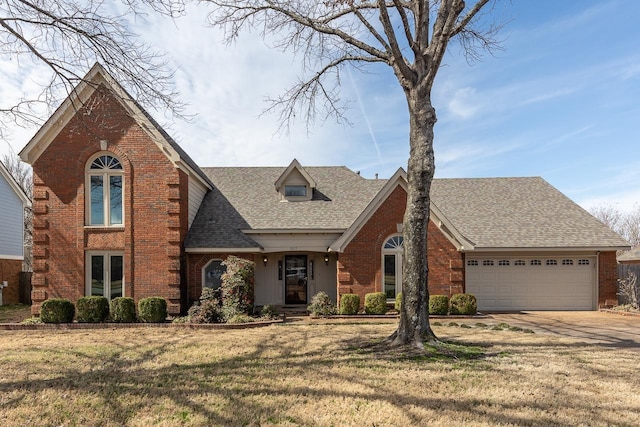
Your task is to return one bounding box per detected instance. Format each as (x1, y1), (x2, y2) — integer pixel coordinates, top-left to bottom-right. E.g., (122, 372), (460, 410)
(0, 161), (31, 207)
(18, 63), (213, 190)
(618, 247), (640, 262)
(185, 165), (386, 249)
(274, 158), (317, 191)
(430, 177), (630, 250)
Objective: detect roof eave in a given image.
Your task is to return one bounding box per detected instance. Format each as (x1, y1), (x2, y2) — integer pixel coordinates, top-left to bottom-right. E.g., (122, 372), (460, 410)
(243, 228), (345, 234)
(465, 246), (631, 253)
(185, 247), (262, 253)
(0, 161), (31, 207)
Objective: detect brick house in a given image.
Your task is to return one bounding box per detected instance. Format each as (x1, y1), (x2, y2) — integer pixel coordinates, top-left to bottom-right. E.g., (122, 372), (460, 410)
(20, 64), (630, 314)
(0, 161), (30, 305)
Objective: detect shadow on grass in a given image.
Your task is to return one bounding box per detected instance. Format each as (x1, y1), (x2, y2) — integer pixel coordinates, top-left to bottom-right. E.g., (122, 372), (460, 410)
(0, 325), (638, 426)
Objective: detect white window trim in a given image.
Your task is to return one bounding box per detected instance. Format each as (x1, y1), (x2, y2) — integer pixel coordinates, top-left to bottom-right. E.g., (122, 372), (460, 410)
(381, 233), (403, 300)
(85, 251), (125, 299)
(85, 152), (124, 227)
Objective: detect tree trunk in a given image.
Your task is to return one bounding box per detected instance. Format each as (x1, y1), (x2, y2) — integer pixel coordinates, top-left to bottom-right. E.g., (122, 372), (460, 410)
(390, 90), (437, 348)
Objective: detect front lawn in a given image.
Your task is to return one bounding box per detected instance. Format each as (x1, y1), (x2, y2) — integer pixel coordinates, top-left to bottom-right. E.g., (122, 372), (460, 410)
(0, 323), (638, 426)
(0, 304), (31, 323)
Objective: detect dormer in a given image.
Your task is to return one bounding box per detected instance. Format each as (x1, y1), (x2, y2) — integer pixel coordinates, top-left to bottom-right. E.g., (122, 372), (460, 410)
(275, 159), (317, 202)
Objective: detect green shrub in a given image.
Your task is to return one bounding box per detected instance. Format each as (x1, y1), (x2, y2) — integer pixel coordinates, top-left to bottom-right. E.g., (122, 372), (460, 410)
(76, 296), (109, 323)
(394, 292), (402, 312)
(188, 299), (223, 323)
(429, 295), (449, 315)
(138, 297), (167, 323)
(260, 305), (279, 319)
(307, 291), (336, 317)
(110, 297), (137, 323)
(220, 256), (255, 316)
(364, 292), (387, 315)
(227, 313), (255, 324)
(339, 294), (360, 315)
(449, 293), (477, 315)
(40, 298), (75, 323)
(21, 316), (43, 325)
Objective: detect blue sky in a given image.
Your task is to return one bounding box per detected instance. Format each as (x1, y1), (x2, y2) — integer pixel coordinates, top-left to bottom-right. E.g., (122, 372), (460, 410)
(1, 0), (639, 212)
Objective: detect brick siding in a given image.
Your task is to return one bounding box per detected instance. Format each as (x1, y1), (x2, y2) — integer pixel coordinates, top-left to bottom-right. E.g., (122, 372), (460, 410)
(30, 86), (188, 315)
(337, 185), (464, 307)
(598, 251), (619, 307)
(0, 259), (23, 305)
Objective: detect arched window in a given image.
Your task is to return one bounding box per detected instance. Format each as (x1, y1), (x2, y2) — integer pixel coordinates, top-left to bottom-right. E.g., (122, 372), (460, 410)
(86, 154), (123, 226)
(203, 259), (227, 290)
(382, 234), (403, 300)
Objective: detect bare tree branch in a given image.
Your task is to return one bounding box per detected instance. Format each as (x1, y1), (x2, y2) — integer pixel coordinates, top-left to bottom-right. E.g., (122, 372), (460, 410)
(202, 0), (502, 348)
(0, 0), (188, 137)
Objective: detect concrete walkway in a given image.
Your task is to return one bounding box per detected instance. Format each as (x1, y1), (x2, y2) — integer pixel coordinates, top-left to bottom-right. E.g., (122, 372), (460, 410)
(480, 311), (640, 349)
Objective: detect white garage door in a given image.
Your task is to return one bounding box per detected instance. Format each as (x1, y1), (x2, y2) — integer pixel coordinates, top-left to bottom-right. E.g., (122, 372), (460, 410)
(466, 256), (596, 311)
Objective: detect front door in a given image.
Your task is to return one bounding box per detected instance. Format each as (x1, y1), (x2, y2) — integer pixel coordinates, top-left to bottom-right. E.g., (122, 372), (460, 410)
(285, 255), (308, 304)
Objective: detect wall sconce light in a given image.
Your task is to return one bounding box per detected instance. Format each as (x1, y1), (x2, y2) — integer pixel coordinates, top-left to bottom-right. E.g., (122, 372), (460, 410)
(262, 255), (268, 266)
(324, 254), (330, 265)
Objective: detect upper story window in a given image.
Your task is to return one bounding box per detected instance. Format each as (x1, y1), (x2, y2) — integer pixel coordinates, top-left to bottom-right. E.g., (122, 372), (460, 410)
(87, 154), (123, 226)
(284, 185), (307, 197)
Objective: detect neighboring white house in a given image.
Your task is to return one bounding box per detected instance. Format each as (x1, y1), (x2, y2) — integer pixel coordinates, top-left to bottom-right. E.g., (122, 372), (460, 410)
(0, 161), (30, 305)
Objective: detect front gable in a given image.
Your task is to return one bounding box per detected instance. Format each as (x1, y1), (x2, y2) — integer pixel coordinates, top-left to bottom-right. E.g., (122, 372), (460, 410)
(19, 63), (212, 192)
(274, 159), (317, 202)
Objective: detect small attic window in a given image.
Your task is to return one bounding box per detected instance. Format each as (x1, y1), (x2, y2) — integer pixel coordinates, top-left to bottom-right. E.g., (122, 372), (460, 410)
(285, 185), (307, 197)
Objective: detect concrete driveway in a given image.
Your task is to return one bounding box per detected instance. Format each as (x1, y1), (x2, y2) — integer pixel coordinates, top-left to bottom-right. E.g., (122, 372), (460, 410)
(480, 311), (640, 349)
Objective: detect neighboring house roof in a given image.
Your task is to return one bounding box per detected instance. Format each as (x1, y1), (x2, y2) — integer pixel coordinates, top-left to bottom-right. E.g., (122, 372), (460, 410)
(185, 166), (387, 249)
(430, 177), (630, 250)
(618, 247), (640, 262)
(18, 63), (213, 190)
(0, 161), (31, 207)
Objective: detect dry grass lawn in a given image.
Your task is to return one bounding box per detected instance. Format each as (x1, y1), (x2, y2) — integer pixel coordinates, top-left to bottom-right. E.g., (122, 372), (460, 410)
(1, 322), (639, 426)
(0, 305), (31, 323)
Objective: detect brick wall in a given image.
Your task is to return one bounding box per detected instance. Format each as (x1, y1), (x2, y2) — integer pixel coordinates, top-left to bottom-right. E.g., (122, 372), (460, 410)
(0, 259), (23, 305)
(337, 184), (463, 307)
(598, 251), (618, 307)
(30, 85), (188, 315)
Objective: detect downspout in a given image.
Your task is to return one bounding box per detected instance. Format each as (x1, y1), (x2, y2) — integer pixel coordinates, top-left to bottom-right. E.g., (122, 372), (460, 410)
(595, 251), (600, 310)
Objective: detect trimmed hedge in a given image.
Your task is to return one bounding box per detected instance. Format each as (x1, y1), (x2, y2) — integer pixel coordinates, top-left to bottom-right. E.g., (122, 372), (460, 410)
(110, 297), (137, 323)
(364, 292), (387, 315)
(76, 296), (109, 323)
(40, 298), (75, 324)
(449, 293), (477, 315)
(138, 297), (167, 323)
(260, 305), (280, 319)
(394, 292), (402, 312)
(428, 295), (449, 315)
(339, 294), (360, 315)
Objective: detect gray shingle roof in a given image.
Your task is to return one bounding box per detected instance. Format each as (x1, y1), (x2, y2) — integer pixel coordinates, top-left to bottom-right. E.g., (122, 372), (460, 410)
(618, 246), (640, 262)
(186, 166), (386, 248)
(430, 177), (630, 249)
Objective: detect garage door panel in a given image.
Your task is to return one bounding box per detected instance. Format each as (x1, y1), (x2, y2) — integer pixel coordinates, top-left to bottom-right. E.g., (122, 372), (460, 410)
(466, 256), (595, 311)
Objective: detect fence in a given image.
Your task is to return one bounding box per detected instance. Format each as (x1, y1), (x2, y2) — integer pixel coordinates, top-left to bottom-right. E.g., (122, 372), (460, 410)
(19, 272), (32, 305)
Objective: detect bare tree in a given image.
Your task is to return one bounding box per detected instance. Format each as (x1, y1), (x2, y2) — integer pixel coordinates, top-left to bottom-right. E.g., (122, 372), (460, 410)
(203, 0), (501, 348)
(1, 154), (33, 271)
(0, 0), (188, 138)
(591, 204), (640, 248)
